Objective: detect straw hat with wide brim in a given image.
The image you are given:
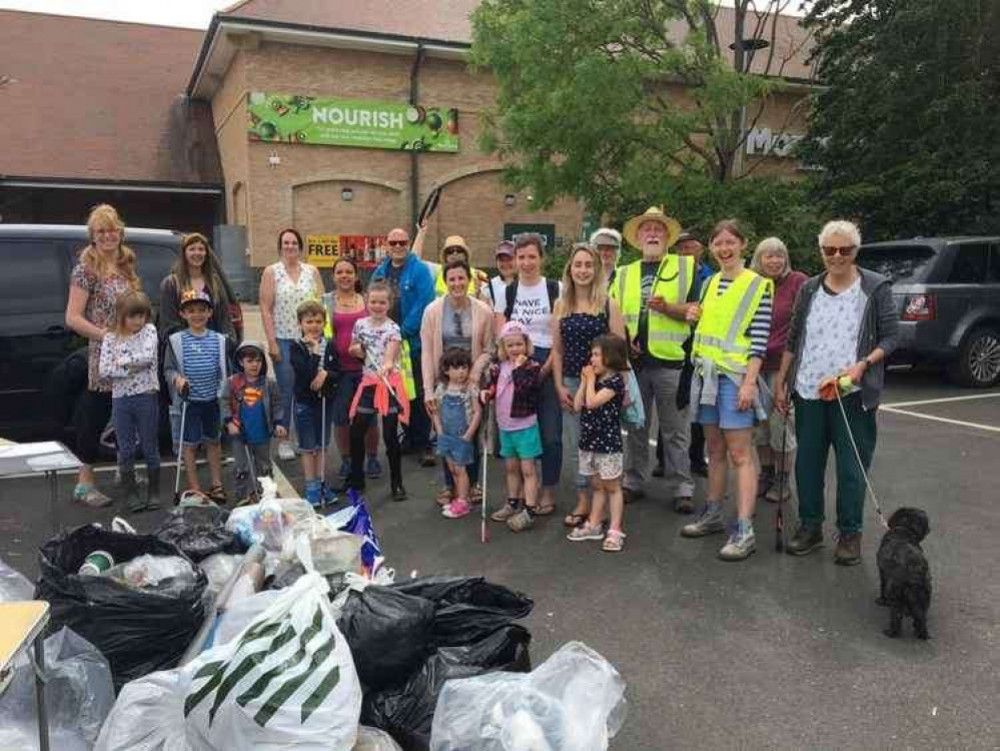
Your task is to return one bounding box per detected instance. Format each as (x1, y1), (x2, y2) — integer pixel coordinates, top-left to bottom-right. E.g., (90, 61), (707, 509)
(622, 206), (682, 250)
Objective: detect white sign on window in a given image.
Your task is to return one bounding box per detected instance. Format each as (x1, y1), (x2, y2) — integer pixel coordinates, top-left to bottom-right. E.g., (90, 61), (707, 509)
(745, 127), (804, 158)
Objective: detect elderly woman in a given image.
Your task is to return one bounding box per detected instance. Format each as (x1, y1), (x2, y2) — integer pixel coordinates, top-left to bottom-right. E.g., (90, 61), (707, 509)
(421, 260), (495, 505)
(552, 243), (626, 528)
(681, 219), (773, 561)
(159, 232), (237, 344)
(749, 237), (808, 503)
(775, 220), (898, 566)
(259, 228), (325, 460)
(590, 227), (622, 286)
(65, 204), (141, 507)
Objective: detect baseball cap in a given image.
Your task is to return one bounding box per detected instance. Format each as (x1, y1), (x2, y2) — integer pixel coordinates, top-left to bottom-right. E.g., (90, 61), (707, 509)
(179, 288), (214, 309)
(495, 240), (515, 258)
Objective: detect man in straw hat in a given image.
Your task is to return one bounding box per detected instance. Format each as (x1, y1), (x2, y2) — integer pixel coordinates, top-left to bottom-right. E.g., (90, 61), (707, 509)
(610, 206), (702, 511)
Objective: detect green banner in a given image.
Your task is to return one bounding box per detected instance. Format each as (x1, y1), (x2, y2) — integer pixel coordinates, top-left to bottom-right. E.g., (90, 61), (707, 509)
(247, 92), (459, 152)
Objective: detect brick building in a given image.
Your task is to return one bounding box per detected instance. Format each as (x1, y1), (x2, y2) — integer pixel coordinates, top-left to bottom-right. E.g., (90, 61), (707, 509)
(0, 2), (814, 272)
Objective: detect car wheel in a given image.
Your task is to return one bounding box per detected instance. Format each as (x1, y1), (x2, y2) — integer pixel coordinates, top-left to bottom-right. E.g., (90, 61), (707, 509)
(949, 326), (1000, 388)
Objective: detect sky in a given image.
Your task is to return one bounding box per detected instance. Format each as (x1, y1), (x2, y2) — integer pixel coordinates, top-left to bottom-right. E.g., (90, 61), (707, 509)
(0, 0), (810, 30)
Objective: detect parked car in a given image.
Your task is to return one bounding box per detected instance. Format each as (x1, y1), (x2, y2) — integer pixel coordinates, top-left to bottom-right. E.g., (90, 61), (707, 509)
(0, 224), (244, 444)
(857, 237), (1000, 387)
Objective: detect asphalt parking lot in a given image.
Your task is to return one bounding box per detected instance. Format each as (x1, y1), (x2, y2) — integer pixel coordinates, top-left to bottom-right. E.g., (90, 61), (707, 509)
(2, 369), (999, 751)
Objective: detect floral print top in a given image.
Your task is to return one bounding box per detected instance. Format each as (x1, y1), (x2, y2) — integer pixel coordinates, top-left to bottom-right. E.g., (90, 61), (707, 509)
(98, 323), (159, 398)
(70, 262), (133, 392)
(271, 262), (319, 340)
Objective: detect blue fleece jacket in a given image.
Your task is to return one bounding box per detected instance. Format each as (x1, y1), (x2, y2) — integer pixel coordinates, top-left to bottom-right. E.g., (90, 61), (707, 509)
(372, 251), (435, 351)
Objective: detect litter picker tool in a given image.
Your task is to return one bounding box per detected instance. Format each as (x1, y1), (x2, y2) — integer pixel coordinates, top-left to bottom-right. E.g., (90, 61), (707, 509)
(418, 186), (442, 227)
(774, 419), (787, 552)
(173, 392), (189, 505)
(834, 385), (889, 530)
(480, 400), (491, 544)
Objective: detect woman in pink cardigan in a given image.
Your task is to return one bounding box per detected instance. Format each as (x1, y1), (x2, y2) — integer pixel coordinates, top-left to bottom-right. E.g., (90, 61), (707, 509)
(421, 260), (495, 504)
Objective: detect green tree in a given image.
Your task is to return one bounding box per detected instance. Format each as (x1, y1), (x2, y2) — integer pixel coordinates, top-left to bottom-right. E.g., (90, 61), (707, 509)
(470, 0), (812, 220)
(801, 0), (1000, 239)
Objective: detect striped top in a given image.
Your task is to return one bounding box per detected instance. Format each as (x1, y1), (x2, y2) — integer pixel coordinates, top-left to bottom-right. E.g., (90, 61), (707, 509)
(181, 330), (222, 401)
(703, 277), (773, 359)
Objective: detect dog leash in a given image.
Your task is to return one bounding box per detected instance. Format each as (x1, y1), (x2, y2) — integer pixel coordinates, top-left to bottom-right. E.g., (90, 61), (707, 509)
(834, 387), (889, 530)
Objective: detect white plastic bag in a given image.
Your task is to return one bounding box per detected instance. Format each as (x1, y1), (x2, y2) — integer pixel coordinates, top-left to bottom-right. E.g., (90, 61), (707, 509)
(0, 627), (115, 751)
(214, 589), (284, 646)
(282, 514), (364, 576)
(430, 641), (627, 751)
(199, 553), (242, 597)
(354, 725), (403, 751)
(0, 555), (33, 601)
(182, 571), (362, 751)
(93, 669), (191, 751)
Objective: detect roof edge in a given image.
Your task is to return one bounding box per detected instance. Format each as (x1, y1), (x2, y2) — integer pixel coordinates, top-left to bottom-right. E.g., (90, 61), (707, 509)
(0, 7), (203, 32)
(1, 176), (224, 193)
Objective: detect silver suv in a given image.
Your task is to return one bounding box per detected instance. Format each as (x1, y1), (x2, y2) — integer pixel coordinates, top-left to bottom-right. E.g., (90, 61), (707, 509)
(858, 237), (1000, 388)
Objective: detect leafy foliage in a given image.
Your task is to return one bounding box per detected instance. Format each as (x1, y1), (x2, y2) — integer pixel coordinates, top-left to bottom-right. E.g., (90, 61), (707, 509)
(801, 0), (1000, 239)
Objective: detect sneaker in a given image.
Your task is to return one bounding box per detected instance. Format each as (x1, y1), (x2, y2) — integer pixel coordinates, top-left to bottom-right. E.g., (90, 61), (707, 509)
(756, 466), (774, 500)
(365, 457), (383, 479)
(718, 524), (757, 561)
(73, 484), (112, 509)
(834, 532), (862, 566)
(786, 524), (824, 556)
(420, 447), (437, 468)
(765, 472), (792, 503)
(652, 464), (665, 478)
(339, 458), (352, 478)
(680, 505), (726, 538)
(391, 485), (408, 502)
(506, 507), (535, 532)
(622, 487), (645, 504)
(673, 496), (694, 514)
(566, 522), (605, 542)
(691, 461), (709, 478)
(304, 481), (322, 508)
(491, 502), (520, 522)
(442, 498), (471, 519)
(278, 441), (296, 461)
(322, 484), (339, 505)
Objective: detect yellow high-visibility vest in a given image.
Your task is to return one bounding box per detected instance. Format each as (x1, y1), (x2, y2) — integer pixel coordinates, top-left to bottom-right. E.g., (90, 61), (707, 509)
(610, 254), (694, 361)
(400, 339), (417, 400)
(693, 270), (772, 374)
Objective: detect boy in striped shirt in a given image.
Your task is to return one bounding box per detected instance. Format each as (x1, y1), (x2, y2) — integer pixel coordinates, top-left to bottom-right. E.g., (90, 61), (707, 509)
(164, 288), (230, 502)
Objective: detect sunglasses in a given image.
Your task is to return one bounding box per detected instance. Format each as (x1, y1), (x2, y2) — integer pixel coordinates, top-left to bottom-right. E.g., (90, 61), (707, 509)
(388, 240), (408, 247)
(821, 245), (856, 257)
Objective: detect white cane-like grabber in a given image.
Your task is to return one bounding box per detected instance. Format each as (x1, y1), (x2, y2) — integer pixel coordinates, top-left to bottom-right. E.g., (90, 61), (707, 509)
(173, 397), (189, 505)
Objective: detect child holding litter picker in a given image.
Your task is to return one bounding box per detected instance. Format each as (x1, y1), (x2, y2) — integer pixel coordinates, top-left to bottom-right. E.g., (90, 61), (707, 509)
(481, 321), (542, 533)
(98, 290), (161, 512)
(346, 280), (408, 500)
(290, 300), (340, 507)
(433, 347), (483, 519)
(164, 288), (230, 502)
(223, 341), (287, 505)
(567, 334), (629, 552)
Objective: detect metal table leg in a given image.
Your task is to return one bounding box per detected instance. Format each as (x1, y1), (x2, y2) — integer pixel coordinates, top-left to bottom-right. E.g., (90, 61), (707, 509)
(47, 470), (57, 535)
(33, 631), (49, 751)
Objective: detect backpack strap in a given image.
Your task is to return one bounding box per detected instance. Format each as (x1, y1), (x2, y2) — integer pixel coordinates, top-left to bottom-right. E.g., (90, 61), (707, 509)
(504, 279), (519, 321)
(546, 279), (559, 311)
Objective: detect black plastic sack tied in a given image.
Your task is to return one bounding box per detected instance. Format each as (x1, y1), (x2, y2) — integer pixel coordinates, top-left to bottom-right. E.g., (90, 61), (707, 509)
(337, 585), (436, 693)
(35, 524), (208, 690)
(392, 576), (534, 646)
(153, 505), (246, 562)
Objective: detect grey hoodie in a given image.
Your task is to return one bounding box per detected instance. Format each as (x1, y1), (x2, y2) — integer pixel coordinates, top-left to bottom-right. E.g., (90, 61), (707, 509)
(222, 340), (286, 432)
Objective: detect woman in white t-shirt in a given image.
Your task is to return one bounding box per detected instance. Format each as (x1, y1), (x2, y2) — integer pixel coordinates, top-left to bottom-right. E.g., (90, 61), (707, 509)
(494, 233), (562, 515)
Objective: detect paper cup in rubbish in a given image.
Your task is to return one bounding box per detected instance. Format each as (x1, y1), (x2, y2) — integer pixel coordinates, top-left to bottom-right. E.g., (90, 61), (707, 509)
(79, 550), (114, 576)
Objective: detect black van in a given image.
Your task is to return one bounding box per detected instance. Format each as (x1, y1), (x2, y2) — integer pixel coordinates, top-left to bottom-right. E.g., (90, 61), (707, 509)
(0, 225), (243, 443)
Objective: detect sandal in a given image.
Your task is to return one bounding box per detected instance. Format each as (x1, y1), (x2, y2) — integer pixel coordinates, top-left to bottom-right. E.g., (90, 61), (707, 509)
(436, 488), (453, 506)
(563, 513), (588, 528)
(206, 485), (228, 504)
(602, 529), (626, 553)
(535, 503), (556, 516)
(470, 484), (483, 504)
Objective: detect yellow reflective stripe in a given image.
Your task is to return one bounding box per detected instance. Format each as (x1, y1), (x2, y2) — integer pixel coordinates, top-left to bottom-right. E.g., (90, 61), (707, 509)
(724, 275), (764, 344)
(616, 265), (628, 303)
(648, 331), (689, 342)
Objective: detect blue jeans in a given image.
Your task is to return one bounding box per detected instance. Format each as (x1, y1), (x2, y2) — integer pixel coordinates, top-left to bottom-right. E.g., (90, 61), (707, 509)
(113, 393), (160, 470)
(561, 376), (589, 491)
(532, 346), (563, 488)
(274, 338), (296, 439)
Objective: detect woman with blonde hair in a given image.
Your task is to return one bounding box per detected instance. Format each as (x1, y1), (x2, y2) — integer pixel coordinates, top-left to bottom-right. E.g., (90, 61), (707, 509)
(749, 237), (808, 503)
(65, 203), (141, 508)
(552, 242), (626, 528)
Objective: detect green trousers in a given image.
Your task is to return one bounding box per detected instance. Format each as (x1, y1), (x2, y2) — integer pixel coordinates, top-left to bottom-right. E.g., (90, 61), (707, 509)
(793, 392), (877, 535)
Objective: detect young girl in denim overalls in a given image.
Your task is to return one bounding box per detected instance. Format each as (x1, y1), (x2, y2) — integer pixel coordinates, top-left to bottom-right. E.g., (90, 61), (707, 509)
(433, 347), (482, 519)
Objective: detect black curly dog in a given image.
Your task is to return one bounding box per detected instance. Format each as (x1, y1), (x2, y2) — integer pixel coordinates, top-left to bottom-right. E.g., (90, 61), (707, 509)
(876, 507), (932, 639)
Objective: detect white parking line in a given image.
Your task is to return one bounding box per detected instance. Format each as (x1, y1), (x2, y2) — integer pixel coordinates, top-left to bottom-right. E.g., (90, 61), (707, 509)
(883, 392), (1000, 409)
(881, 406), (1000, 434)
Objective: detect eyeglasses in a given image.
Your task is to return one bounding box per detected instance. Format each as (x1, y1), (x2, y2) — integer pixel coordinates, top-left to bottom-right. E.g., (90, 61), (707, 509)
(388, 240), (408, 247)
(821, 245), (856, 257)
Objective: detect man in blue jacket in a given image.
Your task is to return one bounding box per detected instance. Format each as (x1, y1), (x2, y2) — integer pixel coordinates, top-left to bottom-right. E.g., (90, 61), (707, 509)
(373, 225), (437, 466)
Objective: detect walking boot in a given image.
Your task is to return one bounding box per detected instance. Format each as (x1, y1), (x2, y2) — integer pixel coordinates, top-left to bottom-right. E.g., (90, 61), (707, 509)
(144, 467), (162, 511)
(120, 468), (144, 513)
(834, 532), (863, 566)
(786, 524), (824, 556)
(756, 465), (774, 500)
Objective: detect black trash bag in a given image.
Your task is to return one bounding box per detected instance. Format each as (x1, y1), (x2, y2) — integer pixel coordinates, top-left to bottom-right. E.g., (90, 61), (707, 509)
(361, 624), (532, 751)
(337, 585), (436, 692)
(392, 576), (533, 646)
(35, 524), (208, 690)
(153, 505), (246, 563)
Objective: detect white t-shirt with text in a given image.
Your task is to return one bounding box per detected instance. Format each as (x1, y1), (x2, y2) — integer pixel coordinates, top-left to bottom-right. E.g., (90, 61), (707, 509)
(509, 278), (558, 349)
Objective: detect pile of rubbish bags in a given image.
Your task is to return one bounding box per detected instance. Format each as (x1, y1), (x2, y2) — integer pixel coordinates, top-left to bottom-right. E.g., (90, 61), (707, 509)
(1, 485), (627, 751)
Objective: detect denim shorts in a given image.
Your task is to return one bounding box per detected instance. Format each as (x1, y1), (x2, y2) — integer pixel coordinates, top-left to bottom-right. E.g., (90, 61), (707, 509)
(333, 370), (362, 427)
(295, 401), (331, 453)
(499, 424), (542, 460)
(696, 375), (756, 430)
(181, 400), (221, 447)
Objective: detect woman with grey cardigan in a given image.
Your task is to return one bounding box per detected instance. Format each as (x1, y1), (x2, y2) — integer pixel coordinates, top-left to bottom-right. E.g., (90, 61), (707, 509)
(774, 220), (899, 566)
